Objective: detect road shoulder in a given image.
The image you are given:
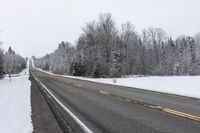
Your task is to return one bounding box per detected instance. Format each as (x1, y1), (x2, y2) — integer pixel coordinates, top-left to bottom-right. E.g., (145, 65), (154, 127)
(30, 75), (63, 133)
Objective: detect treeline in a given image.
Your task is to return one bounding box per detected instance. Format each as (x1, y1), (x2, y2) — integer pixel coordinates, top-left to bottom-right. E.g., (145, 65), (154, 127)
(33, 13), (200, 78)
(0, 46), (27, 78)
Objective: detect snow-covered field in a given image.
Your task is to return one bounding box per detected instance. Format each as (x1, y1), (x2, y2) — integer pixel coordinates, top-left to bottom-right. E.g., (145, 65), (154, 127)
(0, 68), (33, 133)
(37, 68), (200, 99)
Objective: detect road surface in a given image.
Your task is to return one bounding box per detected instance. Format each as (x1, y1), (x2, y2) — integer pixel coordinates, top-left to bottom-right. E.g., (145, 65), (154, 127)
(31, 68), (200, 133)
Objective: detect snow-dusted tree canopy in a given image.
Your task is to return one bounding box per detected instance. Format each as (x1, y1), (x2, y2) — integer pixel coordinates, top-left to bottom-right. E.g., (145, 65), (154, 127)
(34, 14), (200, 77)
(0, 46), (4, 78)
(34, 42), (75, 74)
(3, 47), (26, 74)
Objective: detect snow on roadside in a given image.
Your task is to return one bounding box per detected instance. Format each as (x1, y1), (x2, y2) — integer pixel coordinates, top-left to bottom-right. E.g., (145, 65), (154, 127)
(66, 75), (200, 99)
(36, 68), (200, 99)
(0, 68), (33, 133)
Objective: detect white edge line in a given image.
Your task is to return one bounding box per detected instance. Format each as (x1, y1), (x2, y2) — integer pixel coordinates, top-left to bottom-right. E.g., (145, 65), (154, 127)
(32, 73), (93, 133)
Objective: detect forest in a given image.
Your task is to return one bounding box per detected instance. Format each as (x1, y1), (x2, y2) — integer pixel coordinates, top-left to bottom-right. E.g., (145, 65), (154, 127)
(33, 13), (200, 78)
(0, 46), (27, 78)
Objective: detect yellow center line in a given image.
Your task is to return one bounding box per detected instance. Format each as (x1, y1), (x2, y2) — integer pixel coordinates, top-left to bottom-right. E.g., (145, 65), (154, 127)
(163, 108), (200, 122)
(99, 90), (110, 95)
(98, 90), (200, 122)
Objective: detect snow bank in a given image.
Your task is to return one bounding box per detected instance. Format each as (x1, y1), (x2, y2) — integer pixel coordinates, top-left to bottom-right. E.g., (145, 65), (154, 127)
(36, 68), (200, 99)
(66, 75), (200, 99)
(0, 68), (33, 133)
(90, 76), (200, 99)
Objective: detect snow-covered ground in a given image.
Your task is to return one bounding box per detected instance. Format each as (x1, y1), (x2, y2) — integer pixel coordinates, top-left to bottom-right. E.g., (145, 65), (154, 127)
(36, 68), (200, 99)
(0, 68), (33, 133)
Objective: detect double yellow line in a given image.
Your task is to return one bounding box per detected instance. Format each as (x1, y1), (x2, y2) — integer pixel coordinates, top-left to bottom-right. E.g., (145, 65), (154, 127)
(99, 90), (200, 122)
(163, 108), (200, 122)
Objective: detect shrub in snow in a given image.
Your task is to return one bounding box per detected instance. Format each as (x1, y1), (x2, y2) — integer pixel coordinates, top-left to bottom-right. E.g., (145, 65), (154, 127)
(112, 78), (117, 83)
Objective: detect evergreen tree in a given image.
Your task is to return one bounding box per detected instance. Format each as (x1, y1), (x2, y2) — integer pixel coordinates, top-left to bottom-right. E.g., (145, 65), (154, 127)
(33, 13), (200, 77)
(0, 47), (5, 78)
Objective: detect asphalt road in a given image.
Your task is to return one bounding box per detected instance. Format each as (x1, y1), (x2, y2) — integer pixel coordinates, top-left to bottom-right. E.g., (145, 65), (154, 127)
(30, 75), (63, 133)
(31, 68), (200, 133)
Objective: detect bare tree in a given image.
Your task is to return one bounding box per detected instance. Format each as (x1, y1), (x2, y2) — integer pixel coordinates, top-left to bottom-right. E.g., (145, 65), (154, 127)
(34, 13), (200, 77)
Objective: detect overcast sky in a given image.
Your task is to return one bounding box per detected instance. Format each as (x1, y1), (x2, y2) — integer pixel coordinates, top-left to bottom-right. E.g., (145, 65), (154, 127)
(0, 0), (200, 57)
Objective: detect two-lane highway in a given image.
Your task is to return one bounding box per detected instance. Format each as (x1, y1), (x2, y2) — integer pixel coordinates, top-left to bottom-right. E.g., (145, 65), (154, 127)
(31, 68), (200, 133)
